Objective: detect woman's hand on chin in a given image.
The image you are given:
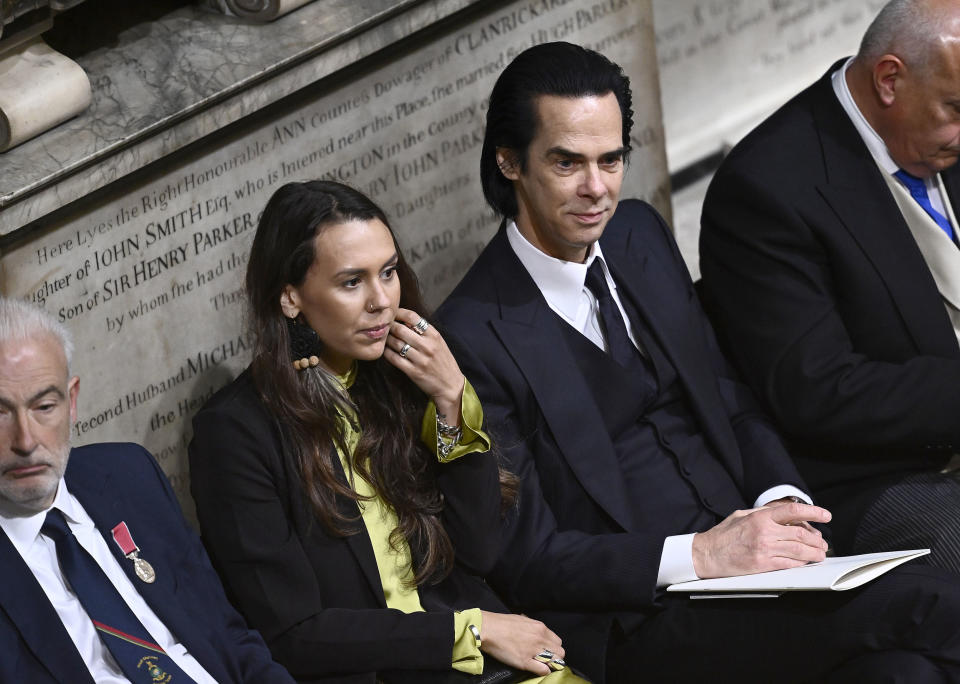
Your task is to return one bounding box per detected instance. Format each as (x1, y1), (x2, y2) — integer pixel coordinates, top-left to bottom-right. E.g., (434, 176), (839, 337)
(384, 308), (465, 423)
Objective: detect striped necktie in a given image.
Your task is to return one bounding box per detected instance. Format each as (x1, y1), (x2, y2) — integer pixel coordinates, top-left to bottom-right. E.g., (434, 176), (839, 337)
(42, 509), (193, 683)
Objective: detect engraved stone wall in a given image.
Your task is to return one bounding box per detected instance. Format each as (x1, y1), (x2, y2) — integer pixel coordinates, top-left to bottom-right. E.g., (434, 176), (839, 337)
(0, 0), (666, 515)
(654, 0), (883, 170)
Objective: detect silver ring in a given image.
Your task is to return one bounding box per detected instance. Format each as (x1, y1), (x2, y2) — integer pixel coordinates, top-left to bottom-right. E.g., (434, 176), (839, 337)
(413, 317), (429, 335)
(534, 650), (554, 663)
(399, 343), (412, 358)
(549, 657), (566, 671)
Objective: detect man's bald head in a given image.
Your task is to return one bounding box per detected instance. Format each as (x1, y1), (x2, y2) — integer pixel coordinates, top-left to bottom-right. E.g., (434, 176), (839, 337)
(848, 0), (960, 178)
(857, 0), (960, 71)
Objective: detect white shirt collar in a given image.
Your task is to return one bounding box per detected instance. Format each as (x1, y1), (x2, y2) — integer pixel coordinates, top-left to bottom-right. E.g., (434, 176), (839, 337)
(831, 56), (900, 175)
(0, 479), (86, 557)
(505, 218), (613, 320)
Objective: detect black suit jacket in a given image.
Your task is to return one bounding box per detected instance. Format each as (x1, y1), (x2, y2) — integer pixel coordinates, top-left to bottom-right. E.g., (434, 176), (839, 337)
(435, 200), (805, 680)
(0, 443), (291, 684)
(700, 62), (960, 534)
(189, 370), (509, 684)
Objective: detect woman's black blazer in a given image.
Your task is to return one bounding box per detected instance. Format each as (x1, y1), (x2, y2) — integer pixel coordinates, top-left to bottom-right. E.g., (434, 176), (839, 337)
(189, 368), (507, 683)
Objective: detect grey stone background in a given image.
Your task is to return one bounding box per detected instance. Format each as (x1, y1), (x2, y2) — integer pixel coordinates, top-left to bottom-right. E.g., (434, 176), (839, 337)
(0, 0), (885, 515)
(0, 0), (663, 514)
(657, 0), (882, 278)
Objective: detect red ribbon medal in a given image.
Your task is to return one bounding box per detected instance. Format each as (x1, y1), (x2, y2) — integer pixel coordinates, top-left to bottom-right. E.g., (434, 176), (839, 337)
(111, 522), (156, 584)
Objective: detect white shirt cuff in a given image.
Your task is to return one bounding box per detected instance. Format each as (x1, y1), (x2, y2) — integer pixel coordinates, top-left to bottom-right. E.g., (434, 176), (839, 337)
(753, 484), (812, 508)
(656, 533), (699, 587)
(656, 486), (812, 589)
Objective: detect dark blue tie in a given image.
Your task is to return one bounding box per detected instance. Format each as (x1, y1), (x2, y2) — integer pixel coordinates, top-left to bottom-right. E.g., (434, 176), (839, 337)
(584, 259), (641, 367)
(894, 169), (955, 240)
(42, 509), (193, 683)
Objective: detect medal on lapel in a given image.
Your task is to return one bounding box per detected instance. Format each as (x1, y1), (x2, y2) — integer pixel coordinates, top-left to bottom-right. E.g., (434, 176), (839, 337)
(111, 521), (156, 583)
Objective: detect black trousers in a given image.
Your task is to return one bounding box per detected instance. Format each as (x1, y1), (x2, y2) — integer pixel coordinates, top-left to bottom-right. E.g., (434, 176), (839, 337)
(606, 565), (960, 684)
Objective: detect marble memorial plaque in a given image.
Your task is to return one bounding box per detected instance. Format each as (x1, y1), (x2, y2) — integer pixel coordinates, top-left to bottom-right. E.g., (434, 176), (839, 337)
(0, 0), (666, 514)
(654, 0), (883, 170)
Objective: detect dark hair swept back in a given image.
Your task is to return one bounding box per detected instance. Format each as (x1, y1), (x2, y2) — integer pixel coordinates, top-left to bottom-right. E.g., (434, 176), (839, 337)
(245, 181), (514, 587)
(480, 41), (634, 218)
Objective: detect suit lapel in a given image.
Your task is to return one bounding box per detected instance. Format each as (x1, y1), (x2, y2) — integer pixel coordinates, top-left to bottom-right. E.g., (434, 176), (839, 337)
(486, 229), (635, 532)
(282, 435), (384, 606)
(342, 518), (386, 607)
(811, 71), (960, 358)
(602, 216), (743, 470)
(331, 455), (389, 607)
(884, 174), (960, 311)
(68, 462), (179, 600)
(65, 457), (235, 682)
(0, 526), (95, 683)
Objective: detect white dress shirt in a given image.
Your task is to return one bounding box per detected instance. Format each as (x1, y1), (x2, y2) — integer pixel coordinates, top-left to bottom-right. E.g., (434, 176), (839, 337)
(506, 220), (810, 586)
(0, 482), (216, 684)
(832, 57), (955, 223)
(506, 219), (644, 353)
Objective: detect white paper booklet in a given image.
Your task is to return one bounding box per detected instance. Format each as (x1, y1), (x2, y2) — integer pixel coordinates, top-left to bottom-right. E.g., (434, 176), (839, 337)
(667, 549), (930, 595)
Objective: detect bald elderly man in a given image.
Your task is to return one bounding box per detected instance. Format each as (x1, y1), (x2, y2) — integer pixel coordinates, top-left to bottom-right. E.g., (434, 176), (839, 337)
(701, 0), (960, 567)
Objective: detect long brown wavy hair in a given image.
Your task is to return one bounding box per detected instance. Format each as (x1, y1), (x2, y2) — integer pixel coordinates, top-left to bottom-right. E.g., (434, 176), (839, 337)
(245, 180), (510, 586)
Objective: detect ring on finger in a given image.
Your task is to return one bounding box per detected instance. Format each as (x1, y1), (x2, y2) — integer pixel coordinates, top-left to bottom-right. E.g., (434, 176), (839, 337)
(534, 650), (554, 663)
(399, 343), (412, 358)
(413, 317), (429, 335)
(548, 658), (566, 671)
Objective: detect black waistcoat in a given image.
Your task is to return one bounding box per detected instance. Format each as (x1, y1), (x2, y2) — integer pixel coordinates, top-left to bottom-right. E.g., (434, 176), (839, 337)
(554, 301), (747, 536)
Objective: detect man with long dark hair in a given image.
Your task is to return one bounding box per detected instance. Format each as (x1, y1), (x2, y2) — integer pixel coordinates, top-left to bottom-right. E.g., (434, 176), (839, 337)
(437, 41), (960, 683)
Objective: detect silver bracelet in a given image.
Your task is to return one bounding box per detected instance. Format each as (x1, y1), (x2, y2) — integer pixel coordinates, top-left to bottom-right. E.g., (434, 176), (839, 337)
(437, 412), (462, 459)
(436, 412), (462, 437)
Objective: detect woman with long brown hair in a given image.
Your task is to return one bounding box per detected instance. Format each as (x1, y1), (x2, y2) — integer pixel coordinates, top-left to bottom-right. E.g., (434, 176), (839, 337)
(189, 181), (584, 683)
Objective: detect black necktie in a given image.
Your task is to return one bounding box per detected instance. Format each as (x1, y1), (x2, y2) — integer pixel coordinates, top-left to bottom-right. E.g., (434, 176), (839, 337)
(584, 259), (640, 367)
(42, 508), (193, 683)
